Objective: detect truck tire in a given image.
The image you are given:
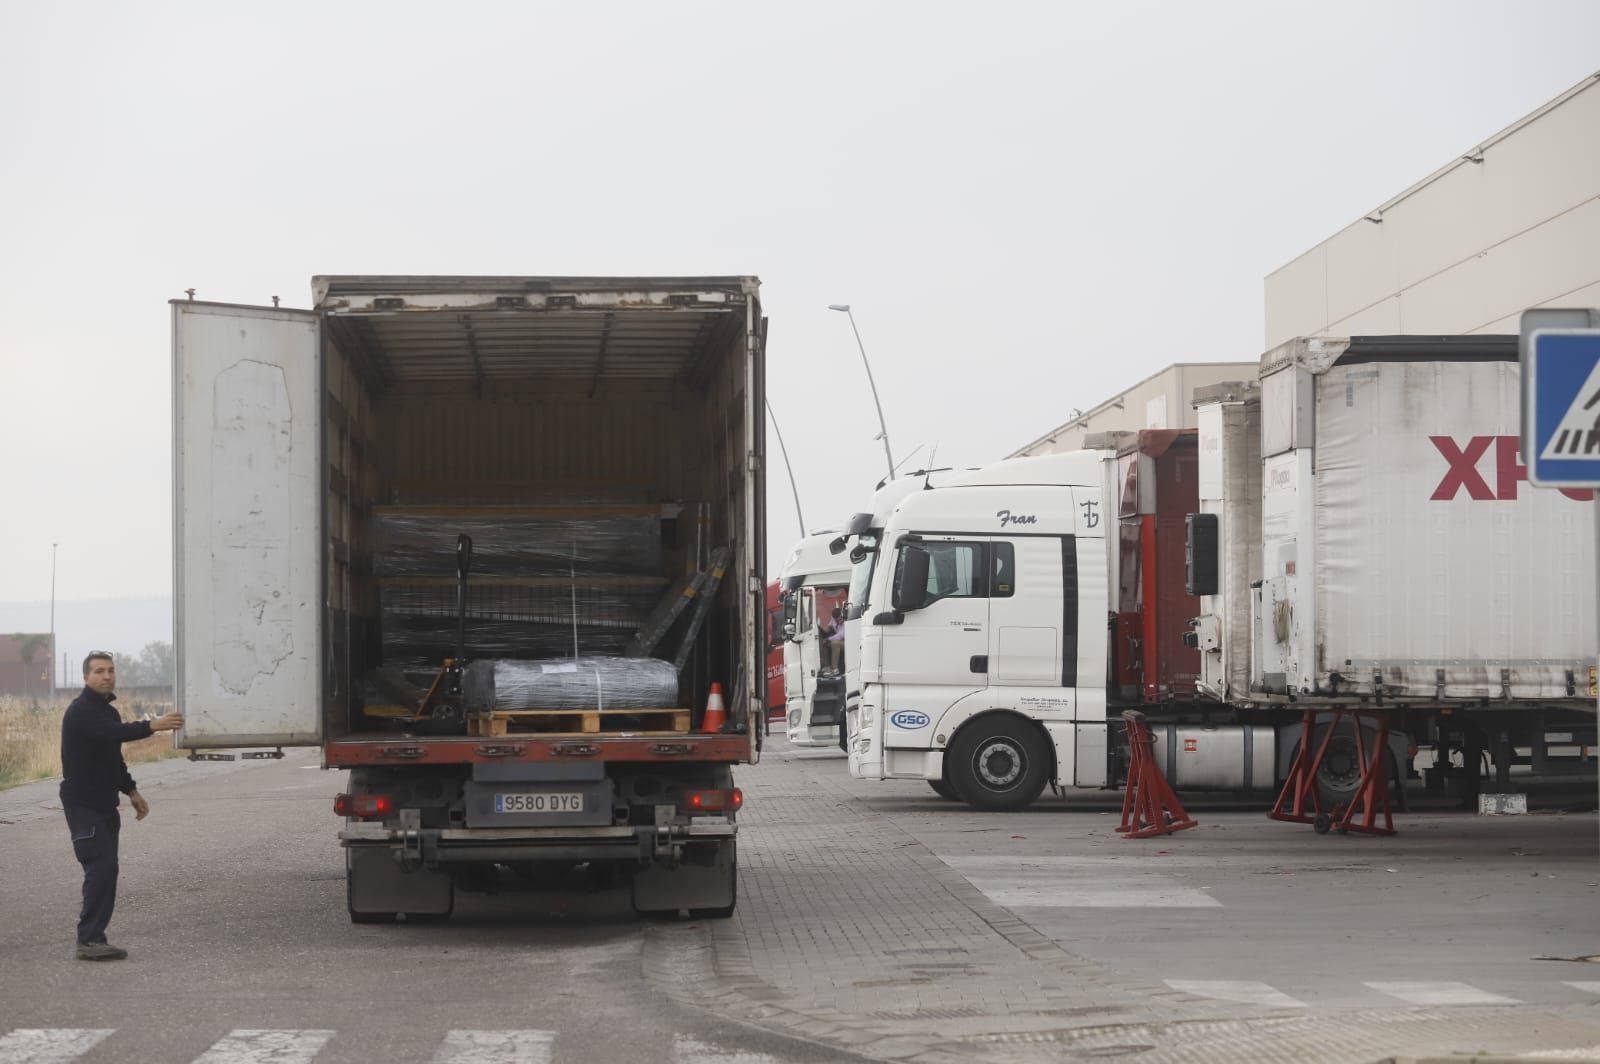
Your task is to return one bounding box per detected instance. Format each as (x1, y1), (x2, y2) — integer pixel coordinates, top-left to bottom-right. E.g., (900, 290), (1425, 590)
(929, 779), (959, 800)
(1309, 723), (1399, 812)
(948, 715), (1049, 811)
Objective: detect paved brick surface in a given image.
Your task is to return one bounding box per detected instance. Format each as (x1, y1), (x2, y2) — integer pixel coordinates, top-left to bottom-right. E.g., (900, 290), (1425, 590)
(646, 734), (1600, 1064)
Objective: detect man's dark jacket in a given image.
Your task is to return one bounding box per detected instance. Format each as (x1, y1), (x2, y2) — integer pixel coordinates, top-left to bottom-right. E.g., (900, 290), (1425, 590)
(59, 687), (152, 812)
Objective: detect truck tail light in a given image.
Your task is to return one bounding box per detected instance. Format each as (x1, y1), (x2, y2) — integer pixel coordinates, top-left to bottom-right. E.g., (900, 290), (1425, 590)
(685, 788), (743, 813)
(334, 793), (393, 819)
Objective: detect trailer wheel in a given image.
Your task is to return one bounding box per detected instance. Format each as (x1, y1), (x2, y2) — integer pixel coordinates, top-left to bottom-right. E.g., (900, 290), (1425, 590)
(948, 716), (1049, 811)
(928, 779), (959, 800)
(1310, 723), (1400, 812)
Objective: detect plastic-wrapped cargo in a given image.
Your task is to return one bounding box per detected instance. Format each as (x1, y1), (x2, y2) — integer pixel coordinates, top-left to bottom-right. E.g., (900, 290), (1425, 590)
(377, 580), (664, 670)
(371, 508), (666, 578)
(464, 657), (680, 711)
(1251, 335), (1595, 702)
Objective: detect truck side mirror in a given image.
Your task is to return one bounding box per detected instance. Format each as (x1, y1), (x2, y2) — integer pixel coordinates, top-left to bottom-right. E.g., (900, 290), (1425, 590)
(1186, 513), (1218, 597)
(893, 547), (931, 611)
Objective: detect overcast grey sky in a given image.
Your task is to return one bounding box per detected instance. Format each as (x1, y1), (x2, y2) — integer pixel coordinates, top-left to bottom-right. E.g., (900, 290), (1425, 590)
(2, 1), (1597, 617)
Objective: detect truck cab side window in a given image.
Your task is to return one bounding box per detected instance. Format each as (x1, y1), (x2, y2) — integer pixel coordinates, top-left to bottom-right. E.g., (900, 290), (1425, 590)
(894, 541), (987, 606)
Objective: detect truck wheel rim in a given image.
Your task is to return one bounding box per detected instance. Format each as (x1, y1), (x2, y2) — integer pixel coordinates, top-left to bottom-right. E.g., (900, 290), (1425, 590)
(974, 738), (1024, 788)
(1319, 737), (1361, 789)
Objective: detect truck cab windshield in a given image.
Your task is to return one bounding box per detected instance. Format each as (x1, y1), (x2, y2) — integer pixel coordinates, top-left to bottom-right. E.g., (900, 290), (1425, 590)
(846, 532), (880, 619)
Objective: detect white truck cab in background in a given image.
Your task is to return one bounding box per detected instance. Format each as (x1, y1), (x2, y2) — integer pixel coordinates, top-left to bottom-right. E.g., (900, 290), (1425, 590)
(776, 532), (851, 747)
(846, 454), (1113, 807)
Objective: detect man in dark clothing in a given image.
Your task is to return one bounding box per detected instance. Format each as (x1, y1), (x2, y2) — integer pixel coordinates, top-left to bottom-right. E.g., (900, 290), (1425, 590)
(60, 651), (182, 961)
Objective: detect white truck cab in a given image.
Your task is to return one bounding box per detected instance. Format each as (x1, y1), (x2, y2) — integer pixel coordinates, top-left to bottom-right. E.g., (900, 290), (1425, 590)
(847, 454), (1114, 808)
(776, 532), (851, 746)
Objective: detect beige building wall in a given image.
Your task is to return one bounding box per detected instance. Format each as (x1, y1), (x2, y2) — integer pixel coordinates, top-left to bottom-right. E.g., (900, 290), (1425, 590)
(1010, 362), (1256, 458)
(1266, 72), (1600, 347)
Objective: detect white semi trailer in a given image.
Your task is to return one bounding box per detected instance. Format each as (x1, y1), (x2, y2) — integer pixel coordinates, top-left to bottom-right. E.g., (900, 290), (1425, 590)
(845, 335), (1596, 810)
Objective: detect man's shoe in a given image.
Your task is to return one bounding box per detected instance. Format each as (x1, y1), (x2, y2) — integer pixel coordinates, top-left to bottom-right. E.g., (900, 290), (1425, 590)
(75, 942), (128, 961)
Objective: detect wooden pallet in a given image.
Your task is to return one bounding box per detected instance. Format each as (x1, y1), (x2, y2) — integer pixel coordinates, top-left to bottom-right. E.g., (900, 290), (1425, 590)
(468, 707), (693, 737)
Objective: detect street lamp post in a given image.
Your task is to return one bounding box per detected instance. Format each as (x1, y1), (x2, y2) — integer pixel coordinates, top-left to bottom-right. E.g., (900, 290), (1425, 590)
(765, 398), (806, 538)
(827, 304), (896, 482)
(49, 542), (58, 701)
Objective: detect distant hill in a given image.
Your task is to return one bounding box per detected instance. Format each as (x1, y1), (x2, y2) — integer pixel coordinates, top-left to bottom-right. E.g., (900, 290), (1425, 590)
(0, 597), (171, 687)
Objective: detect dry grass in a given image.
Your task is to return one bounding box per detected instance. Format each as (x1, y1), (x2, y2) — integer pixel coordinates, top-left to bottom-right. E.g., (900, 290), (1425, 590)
(0, 694), (184, 791)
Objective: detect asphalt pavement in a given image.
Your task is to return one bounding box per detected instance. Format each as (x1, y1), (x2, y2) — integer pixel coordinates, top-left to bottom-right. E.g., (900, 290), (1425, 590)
(1, 732), (1598, 1064)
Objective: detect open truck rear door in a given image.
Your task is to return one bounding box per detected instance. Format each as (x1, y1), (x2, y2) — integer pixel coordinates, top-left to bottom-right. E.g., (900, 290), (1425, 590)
(173, 302), (322, 748)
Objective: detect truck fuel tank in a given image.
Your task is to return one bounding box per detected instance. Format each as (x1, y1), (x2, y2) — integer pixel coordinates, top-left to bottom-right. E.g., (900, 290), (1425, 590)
(1145, 724), (1276, 791)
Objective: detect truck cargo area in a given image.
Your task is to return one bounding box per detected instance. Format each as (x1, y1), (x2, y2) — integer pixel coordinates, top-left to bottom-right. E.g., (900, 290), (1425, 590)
(309, 277), (760, 756)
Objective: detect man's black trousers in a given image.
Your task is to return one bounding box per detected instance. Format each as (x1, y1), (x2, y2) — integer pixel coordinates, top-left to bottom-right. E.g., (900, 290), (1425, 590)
(63, 806), (120, 945)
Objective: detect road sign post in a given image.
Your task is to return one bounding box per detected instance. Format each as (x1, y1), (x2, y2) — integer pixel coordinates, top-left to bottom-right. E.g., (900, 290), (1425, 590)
(1520, 308), (1600, 849)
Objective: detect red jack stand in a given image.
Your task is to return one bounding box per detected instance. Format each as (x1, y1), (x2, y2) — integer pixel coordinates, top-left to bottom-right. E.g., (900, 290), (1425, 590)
(1269, 708), (1396, 836)
(1117, 710), (1197, 839)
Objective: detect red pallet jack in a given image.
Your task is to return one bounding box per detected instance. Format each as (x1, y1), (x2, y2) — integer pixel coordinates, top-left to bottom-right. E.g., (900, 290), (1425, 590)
(1117, 710), (1198, 839)
(1269, 708), (1396, 836)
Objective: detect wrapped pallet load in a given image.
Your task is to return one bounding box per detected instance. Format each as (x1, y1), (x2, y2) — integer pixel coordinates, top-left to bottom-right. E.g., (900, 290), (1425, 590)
(464, 657), (681, 711)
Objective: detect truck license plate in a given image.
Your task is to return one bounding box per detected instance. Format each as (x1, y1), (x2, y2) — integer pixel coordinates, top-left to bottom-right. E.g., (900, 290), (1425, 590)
(495, 792), (583, 814)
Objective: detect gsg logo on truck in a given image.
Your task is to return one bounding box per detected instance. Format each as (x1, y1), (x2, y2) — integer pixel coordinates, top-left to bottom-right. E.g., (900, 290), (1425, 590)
(889, 711), (931, 729)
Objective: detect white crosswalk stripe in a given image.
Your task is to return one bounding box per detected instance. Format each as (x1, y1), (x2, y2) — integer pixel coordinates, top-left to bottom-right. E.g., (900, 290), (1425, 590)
(1365, 981), (1520, 1006)
(190, 1029), (335, 1064)
(672, 1035), (780, 1064)
(430, 1030), (556, 1064)
(943, 855), (1221, 908)
(1566, 982), (1600, 996)
(0, 1029), (114, 1064)
(1165, 980), (1307, 1008)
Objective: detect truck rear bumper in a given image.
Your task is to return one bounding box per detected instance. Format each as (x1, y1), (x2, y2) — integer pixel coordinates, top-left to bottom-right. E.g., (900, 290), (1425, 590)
(339, 818), (736, 865)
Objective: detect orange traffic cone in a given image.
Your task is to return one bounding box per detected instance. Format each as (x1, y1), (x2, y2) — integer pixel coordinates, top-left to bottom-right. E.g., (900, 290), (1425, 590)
(701, 683), (727, 733)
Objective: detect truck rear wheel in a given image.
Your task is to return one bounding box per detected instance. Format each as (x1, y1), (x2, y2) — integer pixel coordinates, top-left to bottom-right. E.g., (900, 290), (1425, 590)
(948, 716), (1049, 811)
(928, 779), (959, 800)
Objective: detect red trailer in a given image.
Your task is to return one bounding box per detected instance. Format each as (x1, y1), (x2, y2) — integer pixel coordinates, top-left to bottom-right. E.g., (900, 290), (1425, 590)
(1112, 430), (1201, 704)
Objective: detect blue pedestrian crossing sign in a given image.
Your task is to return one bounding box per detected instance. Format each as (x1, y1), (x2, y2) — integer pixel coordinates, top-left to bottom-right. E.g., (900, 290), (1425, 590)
(1526, 328), (1600, 487)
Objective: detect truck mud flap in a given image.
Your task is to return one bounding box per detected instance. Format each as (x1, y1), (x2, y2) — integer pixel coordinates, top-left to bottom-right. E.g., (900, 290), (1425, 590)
(631, 840), (736, 915)
(347, 848), (453, 918)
